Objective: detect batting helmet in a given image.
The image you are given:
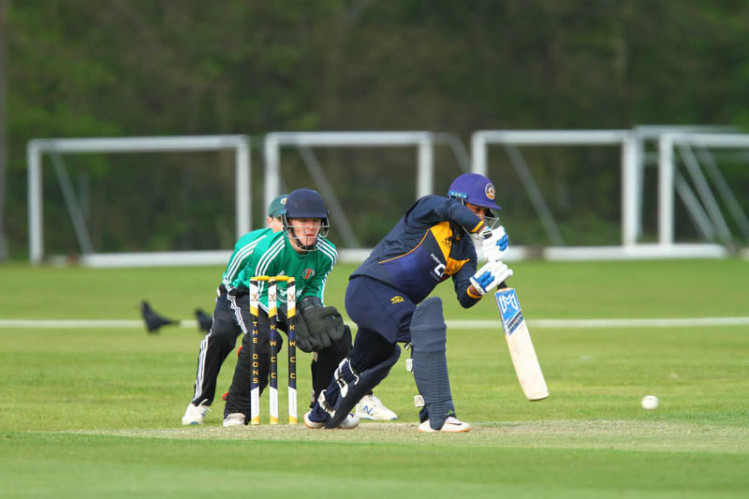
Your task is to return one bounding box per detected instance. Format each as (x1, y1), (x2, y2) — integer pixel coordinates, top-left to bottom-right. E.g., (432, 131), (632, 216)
(447, 173), (501, 212)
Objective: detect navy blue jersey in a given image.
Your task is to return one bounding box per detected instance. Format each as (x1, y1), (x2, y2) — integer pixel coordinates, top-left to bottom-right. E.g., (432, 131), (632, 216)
(351, 195), (486, 307)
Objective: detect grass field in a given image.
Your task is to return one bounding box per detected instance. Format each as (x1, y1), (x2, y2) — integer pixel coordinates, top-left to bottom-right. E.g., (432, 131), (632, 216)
(1, 259), (748, 497)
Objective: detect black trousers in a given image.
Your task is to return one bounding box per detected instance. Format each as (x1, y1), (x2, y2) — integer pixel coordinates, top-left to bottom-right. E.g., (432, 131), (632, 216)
(189, 285), (246, 406)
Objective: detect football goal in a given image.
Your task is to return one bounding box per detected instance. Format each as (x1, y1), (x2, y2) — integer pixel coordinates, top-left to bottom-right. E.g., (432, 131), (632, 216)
(471, 129), (727, 260)
(27, 135), (251, 267)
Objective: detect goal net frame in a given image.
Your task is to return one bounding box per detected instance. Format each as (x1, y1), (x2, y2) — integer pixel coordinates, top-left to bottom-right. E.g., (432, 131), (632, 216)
(263, 131), (435, 262)
(658, 132), (749, 254)
(471, 129), (725, 260)
(27, 135), (252, 267)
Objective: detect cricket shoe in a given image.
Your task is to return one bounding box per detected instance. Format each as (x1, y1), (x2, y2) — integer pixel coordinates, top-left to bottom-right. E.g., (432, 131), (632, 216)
(418, 416), (471, 433)
(222, 413), (246, 427)
(304, 411), (360, 430)
(355, 394), (398, 421)
(181, 401), (210, 426)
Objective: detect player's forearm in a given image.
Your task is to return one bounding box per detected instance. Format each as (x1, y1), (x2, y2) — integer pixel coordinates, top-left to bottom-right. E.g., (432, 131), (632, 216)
(445, 198), (486, 234)
(457, 280), (483, 308)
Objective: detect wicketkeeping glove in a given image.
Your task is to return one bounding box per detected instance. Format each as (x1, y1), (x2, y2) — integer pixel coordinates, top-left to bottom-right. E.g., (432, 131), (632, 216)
(296, 297), (346, 353)
(481, 225), (509, 262)
(292, 313), (316, 353)
(469, 260), (513, 296)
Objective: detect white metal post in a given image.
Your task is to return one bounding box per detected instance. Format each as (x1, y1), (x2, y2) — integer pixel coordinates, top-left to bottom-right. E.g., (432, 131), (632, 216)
(621, 133), (638, 246)
(658, 134), (675, 246)
(470, 132), (488, 176)
(417, 135), (433, 198)
(27, 141), (43, 265)
(263, 135), (281, 214)
(235, 137), (251, 236)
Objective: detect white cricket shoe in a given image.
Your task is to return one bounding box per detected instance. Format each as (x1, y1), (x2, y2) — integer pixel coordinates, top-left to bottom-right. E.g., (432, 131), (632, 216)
(339, 412), (361, 429)
(181, 401), (210, 426)
(304, 411), (360, 430)
(355, 394), (398, 421)
(222, 413), (246, 427)
(418, 416), (471, 433)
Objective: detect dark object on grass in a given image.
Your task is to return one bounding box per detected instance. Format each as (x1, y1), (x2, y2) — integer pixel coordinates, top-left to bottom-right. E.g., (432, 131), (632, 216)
(194, 308), (213, 333)
(140, 301), (178, 334)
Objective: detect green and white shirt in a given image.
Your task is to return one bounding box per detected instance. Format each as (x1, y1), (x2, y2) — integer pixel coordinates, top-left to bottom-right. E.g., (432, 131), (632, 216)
(224, 229), (338, 311)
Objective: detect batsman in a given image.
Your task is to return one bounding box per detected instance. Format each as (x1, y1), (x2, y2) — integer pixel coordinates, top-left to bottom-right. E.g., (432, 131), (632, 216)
(305, 173), (512, 432)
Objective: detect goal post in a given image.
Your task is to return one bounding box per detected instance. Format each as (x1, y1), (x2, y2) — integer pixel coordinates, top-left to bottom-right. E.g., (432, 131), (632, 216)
(471, 129), (639, 246)
(27, 135), (252, 266)
(658, 132), (749, 247)
(263, 131), (435, 261)
(264, 131), (434, 202)
(472, 129), (729, 260)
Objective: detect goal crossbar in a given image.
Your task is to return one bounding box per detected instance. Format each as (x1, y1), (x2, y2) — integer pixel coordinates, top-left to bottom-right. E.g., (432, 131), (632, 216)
(263, 131), (435, 212)
(471, 130), (638, 246)
(27, 135), (252, 265)
(658, 132), (749, 246)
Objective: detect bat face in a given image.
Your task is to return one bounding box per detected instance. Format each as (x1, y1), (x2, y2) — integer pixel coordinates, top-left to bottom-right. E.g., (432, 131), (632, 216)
(496, 288), (524, 336)
(495, 288), (549, 401)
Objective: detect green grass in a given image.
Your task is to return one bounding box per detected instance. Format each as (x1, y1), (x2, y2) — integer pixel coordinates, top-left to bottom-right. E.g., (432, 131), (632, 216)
(1, 259), (748, 497)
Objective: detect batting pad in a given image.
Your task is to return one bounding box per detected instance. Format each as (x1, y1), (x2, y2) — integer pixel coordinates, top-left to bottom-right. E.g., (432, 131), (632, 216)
(410, 296), (455, 430)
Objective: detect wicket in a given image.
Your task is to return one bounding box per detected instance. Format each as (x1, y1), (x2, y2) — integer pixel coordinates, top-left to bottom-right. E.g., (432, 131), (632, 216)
(248, 276), (297, 425)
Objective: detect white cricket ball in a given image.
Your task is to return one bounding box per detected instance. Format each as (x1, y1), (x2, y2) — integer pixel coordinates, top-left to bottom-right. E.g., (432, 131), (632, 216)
(641, 395), (659, 410)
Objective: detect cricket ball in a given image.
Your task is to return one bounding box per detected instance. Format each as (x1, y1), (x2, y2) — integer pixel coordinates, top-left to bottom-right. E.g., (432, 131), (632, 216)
(641, 395), (659, 410)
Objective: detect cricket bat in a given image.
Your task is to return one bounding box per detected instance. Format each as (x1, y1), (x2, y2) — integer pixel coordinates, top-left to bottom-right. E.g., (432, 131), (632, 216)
(494, 287), (549, 401)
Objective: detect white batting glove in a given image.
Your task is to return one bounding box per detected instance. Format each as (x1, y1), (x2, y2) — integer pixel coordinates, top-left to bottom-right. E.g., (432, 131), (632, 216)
(481, 225), (509, 262)
(469, 260), (513, 296)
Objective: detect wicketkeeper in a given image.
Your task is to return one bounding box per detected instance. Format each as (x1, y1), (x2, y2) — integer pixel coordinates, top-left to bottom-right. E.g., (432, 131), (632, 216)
(183, 190), (397, 426)
(181, 194), (288, 425)
(221, 188), (359, 428)
(304, 173), (512, 432)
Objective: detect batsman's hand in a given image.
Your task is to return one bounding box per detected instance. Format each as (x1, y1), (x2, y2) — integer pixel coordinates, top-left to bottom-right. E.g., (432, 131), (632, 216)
(470, 260), (513, 296)
(481, 225), (509, 262)
(298, 305), (346, 353)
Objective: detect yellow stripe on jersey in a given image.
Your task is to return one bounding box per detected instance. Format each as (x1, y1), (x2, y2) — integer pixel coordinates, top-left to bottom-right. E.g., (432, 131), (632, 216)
(470, 220), (485, 234)
(429, 222), (470, 277)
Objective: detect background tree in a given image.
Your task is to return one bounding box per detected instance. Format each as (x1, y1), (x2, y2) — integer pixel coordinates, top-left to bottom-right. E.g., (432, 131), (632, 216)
(3, 0), (748, 259)
(0, 0), (8, 261)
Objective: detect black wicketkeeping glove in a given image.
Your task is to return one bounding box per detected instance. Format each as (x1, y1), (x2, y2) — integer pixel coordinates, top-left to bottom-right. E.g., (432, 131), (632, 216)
(292, 313), (317, 353)
(301, 305), (346, 352)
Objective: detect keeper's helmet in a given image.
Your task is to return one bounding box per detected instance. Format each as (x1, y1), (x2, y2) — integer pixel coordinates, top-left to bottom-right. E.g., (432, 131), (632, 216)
(447, 173), (502, 227)
(282, 188), (330, 251)
(266, 194), (288, 218)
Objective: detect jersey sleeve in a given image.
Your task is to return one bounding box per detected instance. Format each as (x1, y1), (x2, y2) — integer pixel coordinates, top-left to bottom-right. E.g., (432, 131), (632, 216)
(406, 195), (485, 234)
(452, 251), (482, 308)
(223, 230), (269, 291)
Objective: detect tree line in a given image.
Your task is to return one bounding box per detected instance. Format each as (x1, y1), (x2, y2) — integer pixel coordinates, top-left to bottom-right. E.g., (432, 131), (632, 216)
(2, 0), (748, 259)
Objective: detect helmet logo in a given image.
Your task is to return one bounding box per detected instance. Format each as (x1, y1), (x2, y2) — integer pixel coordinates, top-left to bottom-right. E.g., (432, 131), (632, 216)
(485, 183), (496, 200)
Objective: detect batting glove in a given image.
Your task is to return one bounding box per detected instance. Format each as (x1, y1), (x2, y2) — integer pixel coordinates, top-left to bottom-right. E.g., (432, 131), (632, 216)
(469, 260), (513, 296)
(481, 226), (509, 262)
